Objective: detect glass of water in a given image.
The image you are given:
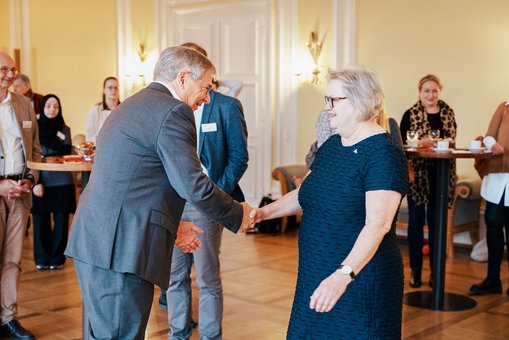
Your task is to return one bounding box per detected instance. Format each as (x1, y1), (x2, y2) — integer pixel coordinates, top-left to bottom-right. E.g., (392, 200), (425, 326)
(429, 130), (440, 142)
(406, 130), (419, 147)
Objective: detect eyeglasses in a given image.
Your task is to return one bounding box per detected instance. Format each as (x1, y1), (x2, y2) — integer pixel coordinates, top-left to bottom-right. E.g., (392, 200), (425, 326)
(324, 95), (347, 108)
(0, 66), (18, 76)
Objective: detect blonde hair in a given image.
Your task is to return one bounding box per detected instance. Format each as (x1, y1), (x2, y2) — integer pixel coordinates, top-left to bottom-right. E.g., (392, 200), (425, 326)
(376, 108), (389, 130)
(327, 65), (385, 122)
(418, 74), (443, 91)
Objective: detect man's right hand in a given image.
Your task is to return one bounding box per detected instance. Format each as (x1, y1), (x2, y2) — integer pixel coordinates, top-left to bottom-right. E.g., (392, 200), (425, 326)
(0, 179), (30, 199)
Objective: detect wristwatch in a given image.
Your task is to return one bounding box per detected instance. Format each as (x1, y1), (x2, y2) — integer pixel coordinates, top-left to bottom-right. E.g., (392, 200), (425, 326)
(339, 264), (356, 282)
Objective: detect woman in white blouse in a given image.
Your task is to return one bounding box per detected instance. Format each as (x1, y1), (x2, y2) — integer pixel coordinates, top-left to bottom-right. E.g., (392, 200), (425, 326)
(85, 77), (120, 142)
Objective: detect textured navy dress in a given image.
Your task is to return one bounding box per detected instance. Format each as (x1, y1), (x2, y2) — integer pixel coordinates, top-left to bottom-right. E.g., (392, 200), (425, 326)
(288, 133), (408, 339)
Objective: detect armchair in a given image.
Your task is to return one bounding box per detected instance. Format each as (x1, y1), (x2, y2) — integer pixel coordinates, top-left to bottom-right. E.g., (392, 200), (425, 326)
(396, 178), (482, 258)
(271, 165), (308, 233)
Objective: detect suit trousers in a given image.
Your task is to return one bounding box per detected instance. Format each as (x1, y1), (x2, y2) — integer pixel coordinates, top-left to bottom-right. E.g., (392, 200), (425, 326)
(74, 260), (154, 340)
(167, 204), (223, 340)
(0, 197), (29, 325)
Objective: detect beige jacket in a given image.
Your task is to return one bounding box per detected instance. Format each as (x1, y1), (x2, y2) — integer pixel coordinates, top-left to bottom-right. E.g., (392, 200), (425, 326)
(483, 102), (509, 176)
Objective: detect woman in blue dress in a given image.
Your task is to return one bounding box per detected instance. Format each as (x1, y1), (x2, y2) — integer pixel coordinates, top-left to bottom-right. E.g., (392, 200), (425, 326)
(252, 65), (408, 339)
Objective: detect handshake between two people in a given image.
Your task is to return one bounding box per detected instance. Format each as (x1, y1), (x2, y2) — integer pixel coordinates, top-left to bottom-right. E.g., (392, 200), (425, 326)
(175, 201), (266, 253)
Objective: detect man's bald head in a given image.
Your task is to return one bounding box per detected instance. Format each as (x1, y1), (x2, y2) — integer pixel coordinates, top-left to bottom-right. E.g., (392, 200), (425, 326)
(0, 52), (17, 91)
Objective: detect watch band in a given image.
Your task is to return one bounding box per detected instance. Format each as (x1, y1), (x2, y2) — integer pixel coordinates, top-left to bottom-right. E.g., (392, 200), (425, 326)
(339, 264), (356, 281)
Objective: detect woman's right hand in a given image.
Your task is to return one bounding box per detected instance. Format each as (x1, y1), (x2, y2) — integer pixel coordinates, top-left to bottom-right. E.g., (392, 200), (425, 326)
(249, 207), (264, 224)
(491, 142), (504, 155)
(33, 184), (44, 197)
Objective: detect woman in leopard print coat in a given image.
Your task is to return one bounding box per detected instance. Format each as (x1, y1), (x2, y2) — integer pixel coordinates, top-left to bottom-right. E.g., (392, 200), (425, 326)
(400, 74), (457, 288)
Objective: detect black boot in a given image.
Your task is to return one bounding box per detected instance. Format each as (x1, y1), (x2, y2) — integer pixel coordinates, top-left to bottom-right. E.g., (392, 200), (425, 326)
(409, 270), (422, 288)
(469, 278), (502, 295)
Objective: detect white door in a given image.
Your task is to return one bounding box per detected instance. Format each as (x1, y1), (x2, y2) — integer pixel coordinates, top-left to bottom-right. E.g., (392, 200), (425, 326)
(159, 1), (272, 206)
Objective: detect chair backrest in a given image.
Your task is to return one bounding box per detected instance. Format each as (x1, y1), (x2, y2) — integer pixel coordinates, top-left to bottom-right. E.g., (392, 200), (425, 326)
(272, 165), (308, 193)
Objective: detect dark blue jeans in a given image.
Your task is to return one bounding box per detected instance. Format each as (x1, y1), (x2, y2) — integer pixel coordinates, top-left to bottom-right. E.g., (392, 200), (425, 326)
(407, 165), (437, 272)
(485, 192), (509, 280)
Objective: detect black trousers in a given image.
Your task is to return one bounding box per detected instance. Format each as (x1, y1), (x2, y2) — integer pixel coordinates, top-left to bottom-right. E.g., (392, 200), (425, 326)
(407, 164), (437, 271)
(486, 192), (509, 280)
(32, 213), (69, 266)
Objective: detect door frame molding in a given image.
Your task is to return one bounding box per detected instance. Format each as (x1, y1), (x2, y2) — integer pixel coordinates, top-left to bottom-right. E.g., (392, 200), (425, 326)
(154, 0), (273, 200)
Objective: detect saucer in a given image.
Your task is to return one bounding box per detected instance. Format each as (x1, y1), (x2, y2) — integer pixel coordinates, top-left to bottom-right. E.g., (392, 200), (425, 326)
(432, 147), (452, 153)
(468, 147), (485, 153)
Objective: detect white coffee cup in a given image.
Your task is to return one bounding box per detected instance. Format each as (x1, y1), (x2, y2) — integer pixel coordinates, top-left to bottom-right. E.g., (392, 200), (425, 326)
(408, 139), (419, 148)
(469, 140), (482, 150)
(436, 140), (449, 150)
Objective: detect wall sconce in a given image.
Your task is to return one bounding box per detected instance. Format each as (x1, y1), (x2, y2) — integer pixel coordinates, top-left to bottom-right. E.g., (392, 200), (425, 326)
(138, 43), (148, 63)
(305, 30), (326, 85)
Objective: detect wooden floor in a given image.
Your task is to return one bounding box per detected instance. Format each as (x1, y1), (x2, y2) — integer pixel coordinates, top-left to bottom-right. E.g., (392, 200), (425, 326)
(14, 227), (509, 339)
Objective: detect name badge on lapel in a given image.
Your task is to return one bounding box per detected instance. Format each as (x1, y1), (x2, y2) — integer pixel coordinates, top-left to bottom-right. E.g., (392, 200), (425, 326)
(22, 121), (32, 129)
(201, 123), (217, 133)
(57, 131), (66, 140)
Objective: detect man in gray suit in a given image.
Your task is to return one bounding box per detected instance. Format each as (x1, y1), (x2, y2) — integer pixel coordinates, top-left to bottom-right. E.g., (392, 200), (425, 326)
(65, 46), (253, 339)
(163, 42), (248, 340)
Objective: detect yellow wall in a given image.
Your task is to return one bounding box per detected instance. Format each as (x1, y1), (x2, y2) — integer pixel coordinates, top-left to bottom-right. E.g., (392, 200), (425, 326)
(295, 0), (333, 164)
(0, 0), (10, 53)
(357, 0), (509, 178)
(28, 0), (117, 136)
(4, 0), (508, 179)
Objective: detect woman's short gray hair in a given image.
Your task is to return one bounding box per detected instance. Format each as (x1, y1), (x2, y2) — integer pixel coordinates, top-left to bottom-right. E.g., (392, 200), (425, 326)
(327, 65), (385, 122)
(153, 46), (216, 82)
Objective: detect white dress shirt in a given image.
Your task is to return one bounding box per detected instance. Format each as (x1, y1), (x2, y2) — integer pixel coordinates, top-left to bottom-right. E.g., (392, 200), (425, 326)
(0, 92), (25, 176)
(480, 136), (509, 206)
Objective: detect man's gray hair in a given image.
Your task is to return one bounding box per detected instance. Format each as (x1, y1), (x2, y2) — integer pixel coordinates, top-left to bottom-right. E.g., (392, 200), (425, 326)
(14, 73), (31, 85)
(153, 46), (216, 83)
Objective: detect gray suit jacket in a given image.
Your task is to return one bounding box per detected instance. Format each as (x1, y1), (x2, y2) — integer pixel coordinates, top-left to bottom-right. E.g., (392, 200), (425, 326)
(199, 90), (248, 201)
(65, 82), (244, 288)
(0, 92), (41, 208)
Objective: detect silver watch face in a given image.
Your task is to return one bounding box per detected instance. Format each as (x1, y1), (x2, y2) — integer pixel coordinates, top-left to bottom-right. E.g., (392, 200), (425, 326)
(341, 265), (353, 275)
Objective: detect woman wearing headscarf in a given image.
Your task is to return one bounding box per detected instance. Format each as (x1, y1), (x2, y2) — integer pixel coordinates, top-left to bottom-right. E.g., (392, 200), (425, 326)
(31, 94), (76, 270)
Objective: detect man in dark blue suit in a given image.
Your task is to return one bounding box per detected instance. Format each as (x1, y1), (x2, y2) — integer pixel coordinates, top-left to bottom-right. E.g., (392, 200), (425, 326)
(163, 42), (248, 340)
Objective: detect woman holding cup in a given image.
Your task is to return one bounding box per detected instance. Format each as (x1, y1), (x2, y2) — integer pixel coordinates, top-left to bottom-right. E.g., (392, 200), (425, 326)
(399, 74), (457, 287)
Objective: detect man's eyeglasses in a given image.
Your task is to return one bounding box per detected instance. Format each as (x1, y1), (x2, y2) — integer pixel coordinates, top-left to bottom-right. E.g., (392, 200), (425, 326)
(324, 95), (347, 109)
(0, 66), (18, 76)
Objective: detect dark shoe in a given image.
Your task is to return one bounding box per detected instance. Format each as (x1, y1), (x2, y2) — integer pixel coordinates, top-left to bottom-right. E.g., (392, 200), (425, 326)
(159, 291), (167, 309)
(469, 278), (502, 295)
(49, 264), (64, 270)
(409, 270), (422, 288)
(0, 319), (35, 339)
(36, 264), (49, 270)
